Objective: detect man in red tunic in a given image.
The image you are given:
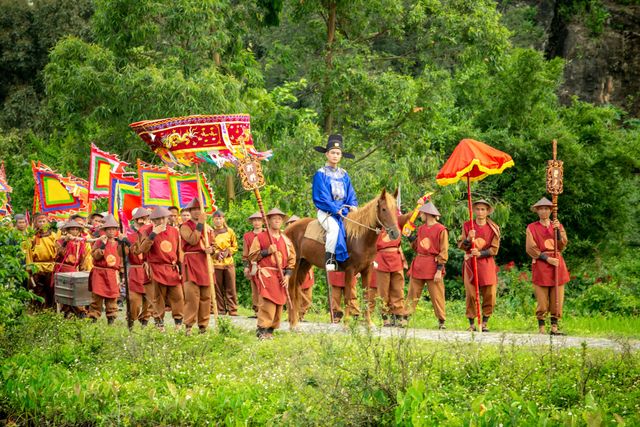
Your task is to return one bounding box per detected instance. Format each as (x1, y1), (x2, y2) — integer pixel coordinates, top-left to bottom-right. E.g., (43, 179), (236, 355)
(526, 197), (570, 335)
(88, 215), (122, 324)
(126, 207), (151, 327)
(54, 219), (92, 318)
(248, 208), (296, 339)
(457, 200), (500, 332)
(242, 211), (263, 318)
(138, 206), (184, 331)
(180, 198), (215, 334)
(406, 201), (449, 329)
(286, 215), (315, 321)
(374, 226), (408, 327)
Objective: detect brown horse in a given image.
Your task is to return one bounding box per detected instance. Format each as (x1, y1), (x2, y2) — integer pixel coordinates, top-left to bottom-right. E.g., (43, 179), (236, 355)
(285, 188), (407, 326)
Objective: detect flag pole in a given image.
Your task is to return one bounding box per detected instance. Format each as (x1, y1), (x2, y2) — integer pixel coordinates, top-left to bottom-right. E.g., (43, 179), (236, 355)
(117, 214), (132, 330)
(195, 163), (219, 323)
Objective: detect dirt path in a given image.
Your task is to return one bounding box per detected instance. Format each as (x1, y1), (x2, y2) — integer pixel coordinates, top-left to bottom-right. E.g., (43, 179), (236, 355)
(224, 316), (640, 351)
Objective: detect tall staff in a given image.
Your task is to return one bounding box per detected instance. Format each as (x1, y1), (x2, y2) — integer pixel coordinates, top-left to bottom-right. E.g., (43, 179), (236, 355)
(117, 214), (133, 329)
(546, 140), (564, 315)
(194, 163), (219, 323)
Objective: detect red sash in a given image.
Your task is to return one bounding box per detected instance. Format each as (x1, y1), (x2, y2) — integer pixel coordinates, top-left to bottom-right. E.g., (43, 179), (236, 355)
(462, 221), (498, 287)
(55, 239), (86, 270)
(528, 221), (570, 287)
(409, 223), (446, 280)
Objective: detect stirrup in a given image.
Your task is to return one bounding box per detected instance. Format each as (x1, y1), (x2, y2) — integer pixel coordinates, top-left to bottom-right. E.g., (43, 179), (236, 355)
(325, 252), (337, 272)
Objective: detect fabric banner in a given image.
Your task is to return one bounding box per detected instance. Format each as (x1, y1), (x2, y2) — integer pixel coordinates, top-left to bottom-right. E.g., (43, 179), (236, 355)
(167, 170), (216, 213)
(129, 114), (270, 167)
(108, 171), (140, 222)
(89, 143), (128, 198)
(138, 160), (173, 207)
(32, 161), (84, 214)
(0, 192), (11, 217)
(0, 161), (12, 193)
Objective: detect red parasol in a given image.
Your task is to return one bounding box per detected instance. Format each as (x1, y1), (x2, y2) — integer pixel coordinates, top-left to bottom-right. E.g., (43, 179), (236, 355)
(436, 138), (514, 331)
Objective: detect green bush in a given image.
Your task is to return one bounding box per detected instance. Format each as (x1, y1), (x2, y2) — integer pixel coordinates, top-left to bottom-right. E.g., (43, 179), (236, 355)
(0, 226), (37, 331)
(575, 283), (640, 316)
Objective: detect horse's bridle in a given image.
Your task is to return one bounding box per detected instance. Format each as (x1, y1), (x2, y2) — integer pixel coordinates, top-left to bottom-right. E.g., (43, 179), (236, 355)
(339, 204), (397, 236)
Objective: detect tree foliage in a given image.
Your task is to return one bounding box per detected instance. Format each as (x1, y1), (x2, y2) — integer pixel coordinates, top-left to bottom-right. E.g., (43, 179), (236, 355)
(0, 0), (638, 266)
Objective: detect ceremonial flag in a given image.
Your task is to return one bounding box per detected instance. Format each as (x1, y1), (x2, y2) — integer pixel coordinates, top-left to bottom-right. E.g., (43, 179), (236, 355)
(0, 161), (12, 193)
(137, 160), (173, 208)
(89, 143), (128, 198)
(167, 170), (216, 213)
(60, 174), (90, 213)
(129, 114), (270, 167)
(0, 193), (11, 217)
(32, 161), (84, 214)
(108, 171), (140, 222)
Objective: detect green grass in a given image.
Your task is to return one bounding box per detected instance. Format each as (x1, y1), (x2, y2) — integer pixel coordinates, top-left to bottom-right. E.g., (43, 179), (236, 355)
(1, 313), (639, 426)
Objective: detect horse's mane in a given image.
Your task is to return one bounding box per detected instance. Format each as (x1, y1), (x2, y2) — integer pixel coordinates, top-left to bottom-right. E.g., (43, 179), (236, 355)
(345, 191), (397, 238)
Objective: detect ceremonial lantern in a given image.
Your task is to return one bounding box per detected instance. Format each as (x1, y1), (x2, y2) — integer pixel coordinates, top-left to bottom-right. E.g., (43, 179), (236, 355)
(546, 139), (564, 314)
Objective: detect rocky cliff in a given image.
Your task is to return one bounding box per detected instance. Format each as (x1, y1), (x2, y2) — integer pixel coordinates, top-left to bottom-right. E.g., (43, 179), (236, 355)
(500, 0), (640, 116)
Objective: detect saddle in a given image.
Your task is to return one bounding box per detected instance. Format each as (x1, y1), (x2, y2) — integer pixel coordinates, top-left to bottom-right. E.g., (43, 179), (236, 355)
(303, 220), (326, 245)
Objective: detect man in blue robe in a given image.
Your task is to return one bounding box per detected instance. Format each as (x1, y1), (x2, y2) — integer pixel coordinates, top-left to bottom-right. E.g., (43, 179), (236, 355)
(312, 134), (358, 271)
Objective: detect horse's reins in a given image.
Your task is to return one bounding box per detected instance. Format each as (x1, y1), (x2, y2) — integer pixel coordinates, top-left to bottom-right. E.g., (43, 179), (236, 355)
(338, 204), (393, 235)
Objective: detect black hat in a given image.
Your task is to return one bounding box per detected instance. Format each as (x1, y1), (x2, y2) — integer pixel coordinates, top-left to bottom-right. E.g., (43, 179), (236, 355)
(314, 134), (355, 159)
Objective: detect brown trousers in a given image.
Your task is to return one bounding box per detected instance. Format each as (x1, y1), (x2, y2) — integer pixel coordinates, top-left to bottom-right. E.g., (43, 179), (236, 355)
(534, 284), (564, 320)
(214, 266), (238, 315)
(129, 290), (150, 322)
(88, 294), (118, 319)
(33, 272), (55, 309)
(257, 296), (283, 329)
(249, 276), (260, 314)
(184, 281), (211, 328)
(364, 286), (377, 321)
(376, 270), (406, 315)
(299, 287), (313, 318)
(143, 282), (158, 318)
(406, 277), (446, 321)
(60, 304), (87, 317)
(153, 282), (184, 322)
(331, 284), (361, 317)
(464, 281), (496, 319)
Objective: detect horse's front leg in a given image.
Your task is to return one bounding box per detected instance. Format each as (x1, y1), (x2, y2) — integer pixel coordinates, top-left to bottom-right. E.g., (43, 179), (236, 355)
(343, 268), (361, 320)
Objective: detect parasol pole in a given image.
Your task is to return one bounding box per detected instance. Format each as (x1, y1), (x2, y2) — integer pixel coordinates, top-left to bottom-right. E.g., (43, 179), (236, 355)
(467, 175), (482, 332)
(194, 163), (219, 323)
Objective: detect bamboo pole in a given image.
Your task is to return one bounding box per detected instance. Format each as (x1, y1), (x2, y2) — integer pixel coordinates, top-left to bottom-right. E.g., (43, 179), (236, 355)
(552, 140), (560, 316)
(195, 163), (218, 323)
(467, 176), (482, 332)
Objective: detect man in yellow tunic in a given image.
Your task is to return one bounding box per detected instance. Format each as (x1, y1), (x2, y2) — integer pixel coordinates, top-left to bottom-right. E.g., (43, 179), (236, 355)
(211, 210), (239, 316)
(27, 213), (58, 309)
